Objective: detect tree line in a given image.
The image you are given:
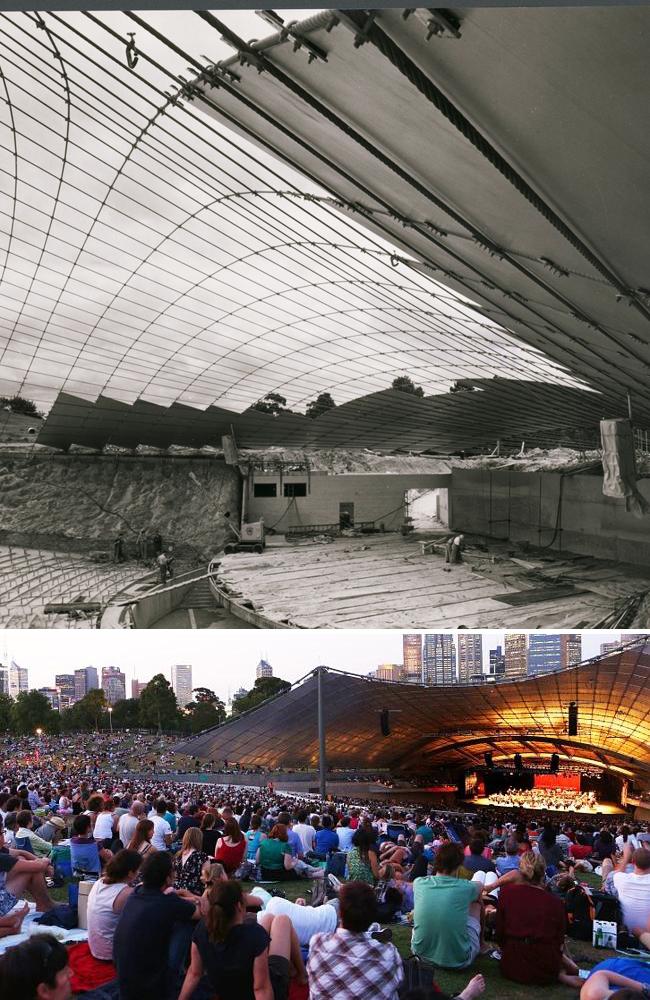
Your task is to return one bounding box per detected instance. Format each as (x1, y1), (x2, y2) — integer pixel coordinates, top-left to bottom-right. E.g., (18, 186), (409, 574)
(0, 674), (291, 736)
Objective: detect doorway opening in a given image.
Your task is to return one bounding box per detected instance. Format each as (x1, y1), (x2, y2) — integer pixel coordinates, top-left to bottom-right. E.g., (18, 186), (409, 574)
(405, 488), (449, 531)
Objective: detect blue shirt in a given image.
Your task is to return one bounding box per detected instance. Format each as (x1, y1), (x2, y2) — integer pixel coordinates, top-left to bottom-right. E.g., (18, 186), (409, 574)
(286, 828), (303, 857)
(314, 828), (339, 855)
(495, 854), (521, 875)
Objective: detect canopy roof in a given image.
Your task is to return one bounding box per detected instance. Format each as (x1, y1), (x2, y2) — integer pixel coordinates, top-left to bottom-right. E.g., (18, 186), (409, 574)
(194, 6), (650, 424)
(178, 640), (650, 783)
(2, 8), (649, 433)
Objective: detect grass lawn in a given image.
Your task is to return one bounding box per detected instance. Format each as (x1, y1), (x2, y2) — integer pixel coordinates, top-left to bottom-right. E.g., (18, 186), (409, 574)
(48, 872), (618, 1000)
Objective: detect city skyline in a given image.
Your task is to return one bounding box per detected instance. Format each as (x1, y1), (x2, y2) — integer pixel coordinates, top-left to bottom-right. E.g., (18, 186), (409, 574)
(0, 630), (636, 705)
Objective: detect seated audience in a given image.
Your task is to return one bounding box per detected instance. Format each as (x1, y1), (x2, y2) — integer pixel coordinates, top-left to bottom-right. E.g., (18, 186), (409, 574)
(113, 850), (199, 1000)
(87, 848), (142, 960)
(495, 851), (581, 987)
(612, 847), (650, 933)
(412, 842), (483, 970)
(174, 828), (208, 896)
(307, 881), (404, 1000)
(179, 879), (306, 1000)
(215, 817), (247, 875)
(0, 934), (73, 1000)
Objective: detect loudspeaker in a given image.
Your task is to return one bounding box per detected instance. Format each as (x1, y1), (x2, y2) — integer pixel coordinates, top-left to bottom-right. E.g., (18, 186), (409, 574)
(380, 709), (390, 737)
(568, 702), (578, 736)
(550, 753), (560, 773)
(484, 752), (494, 769)
(514, 753), (523, 771)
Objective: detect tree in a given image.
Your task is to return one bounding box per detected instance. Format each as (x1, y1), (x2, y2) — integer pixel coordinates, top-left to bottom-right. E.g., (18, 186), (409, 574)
(306, 392), (336, 419)
(0, 394), (42, 417)
(110, 698), (141, 729)
(186, 702), (224, 734)
(251, 392), (291, 416)
(61, 689), (107, 732)
(139, 673), (179, 731)
(0, 693), (13, 732)
(391, 375), (424, 397)
(11, 691), (58, 735)
(449, 380), (475, 393)
(192, 687), (220, 705)
(231, 676), (291, 716)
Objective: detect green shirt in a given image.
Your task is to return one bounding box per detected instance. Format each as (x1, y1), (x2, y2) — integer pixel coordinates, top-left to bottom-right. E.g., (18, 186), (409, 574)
(347, 846), (375, 885)
(411, 875), (480, 968)
(258, 837), (291, 871)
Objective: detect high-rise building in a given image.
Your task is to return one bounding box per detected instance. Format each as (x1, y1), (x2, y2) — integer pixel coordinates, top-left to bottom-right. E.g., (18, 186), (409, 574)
(131, 679), (148, 699)
(55, 674), (76, 710)
(528, 634), (562, 676)
(488, 645), (506, 679)
(74, 666), (98, 702)
(101, 666), (126, 706)
(561, 634), (582, 669)
(504, 634), (528, 679)
(256, 658), (273, 680)
(402, 634), (423, 683)
(600, 641), (621, 656)
(171, 664), (193, 709)
(38, 687), (59, 711)
(422, 634), (456, 686)
(621, 633), (644, 646)
(8, 662), (28, 699)
(458, 633), (483, 684)
(374, 663), (403, 682)
(0, 664), (7, 696)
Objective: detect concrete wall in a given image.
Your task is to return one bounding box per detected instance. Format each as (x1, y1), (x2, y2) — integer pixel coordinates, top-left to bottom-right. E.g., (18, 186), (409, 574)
(0, 454), (241, 556)
(247, 472), (451, 532)
(450, 468), (650, 565)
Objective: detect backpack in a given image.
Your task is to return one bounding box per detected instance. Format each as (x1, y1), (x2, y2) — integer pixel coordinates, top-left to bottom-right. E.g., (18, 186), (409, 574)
(565, 885), (595, 940)
(399, 955), (442, 997)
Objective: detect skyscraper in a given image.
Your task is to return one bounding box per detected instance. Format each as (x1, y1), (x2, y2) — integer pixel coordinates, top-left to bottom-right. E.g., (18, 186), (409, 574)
(8, 662), (28, 698)
(504, 634), (527, 679)
(74, 666), (98, 702)
(561, 634), (582, 669)
(374, 664), (403, 682)
(131, 679), (148, 699)
(422, 634), (456, 685)
(55, 674), (76, 710)
(600, 641), (621, 656)
(101, 666), (126, 706)
(488, 645), (506, 679)
(256, 658), (273, 680)
(457, 633), (483, 684)
(528, 634), (562, 676)
(171, 664), (193, 709)
(402, 634), (423, 683)
(38, 687), (59, 711)
(0, 664), (7, 696)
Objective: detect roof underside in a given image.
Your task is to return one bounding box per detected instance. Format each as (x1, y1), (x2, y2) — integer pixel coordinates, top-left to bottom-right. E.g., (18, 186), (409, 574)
(1, 8), (650, 435)
(193, 6), (650, 423)
(178, 642), (650, 783)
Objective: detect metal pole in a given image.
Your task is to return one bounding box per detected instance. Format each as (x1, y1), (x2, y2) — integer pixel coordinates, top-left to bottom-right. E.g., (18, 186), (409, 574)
(317, 667), (327, 800)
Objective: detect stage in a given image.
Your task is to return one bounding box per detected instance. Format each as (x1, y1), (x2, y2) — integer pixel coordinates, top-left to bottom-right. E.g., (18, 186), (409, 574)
(468, 797), (626, 816)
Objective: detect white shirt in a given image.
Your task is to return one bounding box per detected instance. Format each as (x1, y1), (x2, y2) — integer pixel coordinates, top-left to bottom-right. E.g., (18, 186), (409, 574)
(263, 895), (338, 946)
(118, 813), (139, 848)
(616, 834), (640, 852)
(87, 879), (127, 960)
(336, 827), (355, 852)
(293, 822), (316, 854)
(612, 870), (650, 931)
(93, 813), (115, 841)
(151, 815), (172, 850)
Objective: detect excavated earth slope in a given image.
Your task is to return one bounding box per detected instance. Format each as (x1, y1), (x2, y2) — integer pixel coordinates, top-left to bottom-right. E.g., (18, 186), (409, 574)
(0, 454), (240, 555)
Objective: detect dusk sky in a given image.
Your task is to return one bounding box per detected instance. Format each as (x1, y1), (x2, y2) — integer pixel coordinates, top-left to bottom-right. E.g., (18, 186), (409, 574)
(0, 630), (628, 703)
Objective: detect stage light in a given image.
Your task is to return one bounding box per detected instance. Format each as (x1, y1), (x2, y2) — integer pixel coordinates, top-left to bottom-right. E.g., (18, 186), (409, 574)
(514, 753), (523, 771)
(550, 753), (560, 773)
(484, 751), (494, 769)
(568, 701), (578, 736)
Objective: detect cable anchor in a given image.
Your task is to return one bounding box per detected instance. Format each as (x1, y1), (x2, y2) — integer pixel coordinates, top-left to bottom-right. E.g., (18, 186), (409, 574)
(126, 33), (139, 70)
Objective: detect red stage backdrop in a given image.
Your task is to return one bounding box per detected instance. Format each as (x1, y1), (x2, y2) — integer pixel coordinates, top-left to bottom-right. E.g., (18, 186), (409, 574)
(534, 774), (580, 791)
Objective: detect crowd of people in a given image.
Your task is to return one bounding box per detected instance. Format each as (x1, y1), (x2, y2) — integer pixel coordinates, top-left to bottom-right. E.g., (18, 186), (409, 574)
(484, 787), (599, 813)
(0, 756), (649, 999)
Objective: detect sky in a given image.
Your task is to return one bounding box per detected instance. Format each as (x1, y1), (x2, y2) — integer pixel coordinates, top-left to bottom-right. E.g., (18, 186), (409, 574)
(0, 629), (627, 701)
(0, 8), (576, 417)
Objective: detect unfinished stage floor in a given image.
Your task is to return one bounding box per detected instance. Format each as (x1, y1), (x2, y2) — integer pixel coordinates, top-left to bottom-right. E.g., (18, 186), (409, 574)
(216, 533), (650, 628)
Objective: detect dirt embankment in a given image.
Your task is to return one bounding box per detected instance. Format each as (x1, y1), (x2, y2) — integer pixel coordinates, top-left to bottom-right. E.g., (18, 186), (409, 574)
(0, 454), (241, 556)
